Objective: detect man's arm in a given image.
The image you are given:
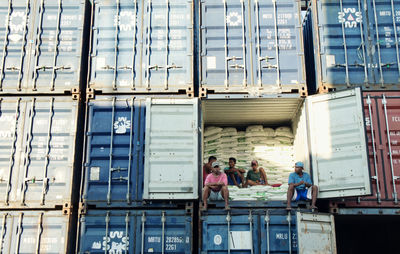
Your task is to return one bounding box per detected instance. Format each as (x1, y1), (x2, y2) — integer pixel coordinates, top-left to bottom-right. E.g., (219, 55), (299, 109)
(304, 173), (313, 187)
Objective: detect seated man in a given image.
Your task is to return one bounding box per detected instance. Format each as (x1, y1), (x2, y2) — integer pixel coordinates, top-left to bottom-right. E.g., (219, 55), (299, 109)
(202, 161), (230, 210)
(203, 156), (217, 186)
(224, 157), (245, 187)
(286, 161), (318, 210)
(244, 160), (268, 187)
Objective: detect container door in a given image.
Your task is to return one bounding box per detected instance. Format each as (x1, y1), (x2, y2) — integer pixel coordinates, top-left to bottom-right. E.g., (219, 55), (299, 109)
(296, 212), (336, 254)
(143, 98), (199, 199)
(307, 87), (371, 198)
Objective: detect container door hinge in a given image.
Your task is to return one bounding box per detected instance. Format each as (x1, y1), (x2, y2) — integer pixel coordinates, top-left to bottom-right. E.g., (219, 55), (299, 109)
(71, 87), (80, 100)
(86, 88), (95, 100)
(200, 87), (207, 98)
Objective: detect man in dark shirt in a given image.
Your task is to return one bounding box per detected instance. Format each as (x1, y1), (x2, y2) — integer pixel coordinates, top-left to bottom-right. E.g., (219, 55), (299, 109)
(224, 157), (245, 187)
(244, 160), (268, 187)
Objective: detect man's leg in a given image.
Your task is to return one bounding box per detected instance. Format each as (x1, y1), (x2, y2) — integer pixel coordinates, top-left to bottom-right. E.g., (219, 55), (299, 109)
(260, 168), (268, 185)
(246, 179), (258, 186)
(220, 185), (230, 210)
(286, 184), (295, 210)
(230, 173), (239, 186)
(202, 186), (211, 210)
(237, 172), (245, 187)
(311, 185), (318, 209)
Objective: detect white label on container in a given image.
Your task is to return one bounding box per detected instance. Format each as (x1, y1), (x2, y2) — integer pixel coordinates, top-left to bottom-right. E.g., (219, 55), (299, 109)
(148, 248), (154, 252)
(213, 235), (222, 245)
(326, 55), (336, 68)
(96, 57), (106, 70)
(229, 231), (252, 250)
(207, 56), (216, 70)
(90, 167), (100, 181)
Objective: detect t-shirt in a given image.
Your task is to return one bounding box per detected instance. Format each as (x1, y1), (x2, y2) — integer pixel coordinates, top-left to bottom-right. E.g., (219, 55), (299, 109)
(204, 172), (228, 192)
(288, 172), (312, 190)
(224, 167), (238, 175)
(246, 170), (261, 182)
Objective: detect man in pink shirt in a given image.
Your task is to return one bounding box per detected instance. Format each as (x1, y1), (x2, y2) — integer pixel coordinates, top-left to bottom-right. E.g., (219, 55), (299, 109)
(202, 161), (230, 210)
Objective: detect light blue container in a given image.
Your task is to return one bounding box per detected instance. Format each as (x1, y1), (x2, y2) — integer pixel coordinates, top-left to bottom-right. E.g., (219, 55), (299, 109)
(200, 0), (306, 97)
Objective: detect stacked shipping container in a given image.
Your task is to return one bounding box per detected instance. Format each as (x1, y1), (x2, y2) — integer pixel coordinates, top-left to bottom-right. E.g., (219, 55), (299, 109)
(0, 0), (88, 252)
(77, 1), (196, 253)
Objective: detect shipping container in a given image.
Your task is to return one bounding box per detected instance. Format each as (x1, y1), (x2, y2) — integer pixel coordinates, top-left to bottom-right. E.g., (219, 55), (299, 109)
(0, 210), (76, 253)
(305, 0), (400, 93)
(199, 0), (306, 98)
(0, 0), (89, 94)
(77, 209), (193, 253)
(201, 87), (372, 207)
(81, 96), (199, 208)
(88, 0), (194, 96)
(0, 96), (83, 209)
(200, 209), (336, 253)
(329, 91), (400, 211)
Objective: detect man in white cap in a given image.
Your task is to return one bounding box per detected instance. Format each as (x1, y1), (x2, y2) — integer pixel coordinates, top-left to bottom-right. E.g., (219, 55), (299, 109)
(202, 161), (230, 210)
(286, 161), (318, 210)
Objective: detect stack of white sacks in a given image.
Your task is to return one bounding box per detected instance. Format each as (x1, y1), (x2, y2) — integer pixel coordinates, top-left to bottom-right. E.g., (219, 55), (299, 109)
(203, 125), (295, 201)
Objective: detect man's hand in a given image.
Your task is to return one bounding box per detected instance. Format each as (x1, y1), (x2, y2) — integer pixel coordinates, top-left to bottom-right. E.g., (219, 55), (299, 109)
(305, 183), (312, 188)
(295, 181), (305, 187)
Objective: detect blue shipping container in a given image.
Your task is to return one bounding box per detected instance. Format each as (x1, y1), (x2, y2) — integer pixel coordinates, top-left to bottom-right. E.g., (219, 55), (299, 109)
(201, 209), (336, 253)
(0, 0), (88, 94)
(305, 0), (400, 93)
(82, 96), (146, 207)
(0, 210), (75, 253)
(82, 96), (199, 207)
(78, 209), (192, 253)
(200, 0), (306, 97)
(88, 0), (194, 95)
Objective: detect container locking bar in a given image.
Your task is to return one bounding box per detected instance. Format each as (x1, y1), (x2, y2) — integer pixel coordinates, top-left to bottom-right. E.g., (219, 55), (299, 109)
(382, 95), (399, 203)
(107, 97), (116, 205)
(367, 95), (381, 203)
(4, 99), (20, 205)
(17, 0), (31, 91)
(226, 211), (231, 254)
(50, 0), (62, 91)
(0, 213), (7, 251)
(21, 99), (36, 206)
(265, 210), (270, 254)
(390, 0), (400, 82)
(32, 0), (46, 91)
(248, 210), (254, 254)
(35, 212), (43, 253)
(357, 0), (368, 85)
(124, 212), (130, 254)
(339, 0), (350, 87)
(145, 0), (152, 90)
(287, 211), (292, 254)
(272, 0), (281, 88)
(15, 213), (23, 253)
(141, 212), (146, 254)
(112, 0), (120, 90)
(372, 0), (385, 87)
(0, 0), (12, 91)
(161, 211), (166, 254)
(104, 212), (110, 254)
(127, 98), (134, 204)
(131, 0), (138, 90)
(41, 98), (54, 205)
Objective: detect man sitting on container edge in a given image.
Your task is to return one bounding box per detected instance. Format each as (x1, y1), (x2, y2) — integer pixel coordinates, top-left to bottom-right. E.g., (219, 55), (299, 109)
(202, 161), (230, 211)
(203, 156), (217, 186)
(286, 161), (318, 210)
(224, 157), (245, 188)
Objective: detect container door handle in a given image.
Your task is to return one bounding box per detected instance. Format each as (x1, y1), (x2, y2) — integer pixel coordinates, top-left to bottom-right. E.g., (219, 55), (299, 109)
(32, 0), (46, 91)
(17, 0), (31, 92)
(0, 0), (12, 91)
(372, 0), (385, 87)
(265, 210), (270, 254)
(107, 97), (116, 205)
(287, 211), (292, 254)
(367, 95), (381, 203)
(50, 0), (62, 91)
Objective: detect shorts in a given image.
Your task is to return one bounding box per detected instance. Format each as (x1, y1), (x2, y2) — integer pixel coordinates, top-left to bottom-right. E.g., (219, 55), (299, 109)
(292, 188), (312, 201)
(227, 174), (242, 185)
(208, 191), (224, 201)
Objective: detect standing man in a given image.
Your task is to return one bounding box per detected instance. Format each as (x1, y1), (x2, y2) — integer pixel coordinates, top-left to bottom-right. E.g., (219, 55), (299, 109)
(244, 160), (268, 187)
(286, 162), (318, 210)
(224, 157), (245, 187)
(202, 161), (230, 210)
(203, 156), (217, 186)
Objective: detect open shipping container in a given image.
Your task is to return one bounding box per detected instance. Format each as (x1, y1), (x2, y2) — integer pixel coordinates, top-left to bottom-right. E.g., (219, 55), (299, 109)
(199, 0), (307, 98)
(329, 91), (400, 212)
(200, 209), (336, 253)
(305, 0), (400, 93)
(77, 209), (193, 253)
(87, 0), (194, 95)
(0, 96), (83, 209)
(0, 0), (89, 94)
(0, 210), (76, 253)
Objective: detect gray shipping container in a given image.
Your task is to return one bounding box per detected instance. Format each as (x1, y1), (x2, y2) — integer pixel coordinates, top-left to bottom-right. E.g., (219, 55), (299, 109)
(0, 0), (89, 94)
(199, 0), (306, 98)
(88, 0), (194, 96)
(0, 96), (83, 209)
(0, 210), (75, 253)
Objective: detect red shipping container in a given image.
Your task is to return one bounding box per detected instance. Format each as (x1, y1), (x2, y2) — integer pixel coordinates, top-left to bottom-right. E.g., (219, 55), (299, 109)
(330, 91), (400, 209)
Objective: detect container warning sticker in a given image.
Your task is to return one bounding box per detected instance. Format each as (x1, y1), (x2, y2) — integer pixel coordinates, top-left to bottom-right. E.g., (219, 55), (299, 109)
(90, 167), (100, 181)
(229, 231), (252, 250)
(213, 234), (222, 245)
(226, 12), (242, 26)
(326, 55), (336, 68)
(338, 8), (362, 28)
(207, 56), (216, 70)
(114, 117), (131, 134)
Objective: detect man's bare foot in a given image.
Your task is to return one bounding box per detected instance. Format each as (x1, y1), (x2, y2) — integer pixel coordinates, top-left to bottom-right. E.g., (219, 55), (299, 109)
(224, 205), (230, 210)
(201, 205), (207, 211)
(286, 206), (292, 211)
(310, 205), (318, 210)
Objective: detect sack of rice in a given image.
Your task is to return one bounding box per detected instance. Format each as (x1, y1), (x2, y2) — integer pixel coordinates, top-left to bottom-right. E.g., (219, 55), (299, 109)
(204, 133), (221, 142)
(263, 127), (275, 137)
(246, 125), (264, 132)
(221, 127), (237, 137)
(275, 127), (294, 138)
(204, 126), (223, 137)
